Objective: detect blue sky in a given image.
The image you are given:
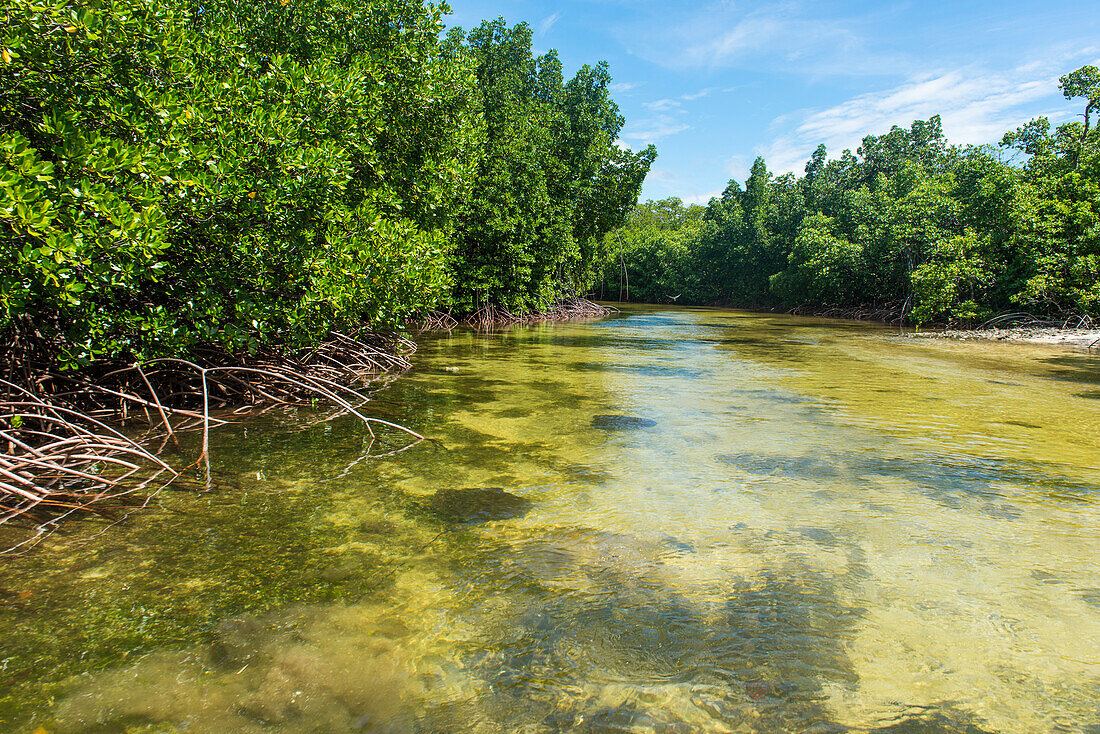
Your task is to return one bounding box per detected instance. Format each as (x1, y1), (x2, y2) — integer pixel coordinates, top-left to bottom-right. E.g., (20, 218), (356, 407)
(443, 1), (1100, 204)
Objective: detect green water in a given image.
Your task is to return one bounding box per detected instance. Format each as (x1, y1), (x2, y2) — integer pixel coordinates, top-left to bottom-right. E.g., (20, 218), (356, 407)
(1, 306), (1099, 733)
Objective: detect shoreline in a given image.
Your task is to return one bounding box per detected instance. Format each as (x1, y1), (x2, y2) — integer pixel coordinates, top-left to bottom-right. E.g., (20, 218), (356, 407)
(719, 301), (1100, 350)
(607, 301), (1100, 350)
(0, 299), (616, 549)
(905, 327), (1100, 349)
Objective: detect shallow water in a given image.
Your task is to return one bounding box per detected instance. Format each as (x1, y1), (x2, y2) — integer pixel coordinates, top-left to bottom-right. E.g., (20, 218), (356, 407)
(1, 306), (1099, 733)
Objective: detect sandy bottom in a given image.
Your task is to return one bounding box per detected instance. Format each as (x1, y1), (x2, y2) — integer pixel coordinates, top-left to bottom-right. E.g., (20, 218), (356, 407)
(908, 328), (1100, 349)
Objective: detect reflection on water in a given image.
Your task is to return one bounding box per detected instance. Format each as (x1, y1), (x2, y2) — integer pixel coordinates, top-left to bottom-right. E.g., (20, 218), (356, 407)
(1, 306), (1098, 733)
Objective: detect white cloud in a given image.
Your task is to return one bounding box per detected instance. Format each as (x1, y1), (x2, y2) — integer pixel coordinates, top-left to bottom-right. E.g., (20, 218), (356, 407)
(682, 188), (725, 206)
(725, 154), (749, 184)
(622, 1), (905, 75)
(625, 94), (696, 145)
(610, 81), (640, 94)
(643, 167), (681, 185)
(641, 89), (717, 113)
(538, 12), (561, 37)
(681, 87), (717, 101)
(644, 98), (682, 112)
(643, 167), (722, 205)
(759, 61), (1087, 175)
(621, 115), (691, 146)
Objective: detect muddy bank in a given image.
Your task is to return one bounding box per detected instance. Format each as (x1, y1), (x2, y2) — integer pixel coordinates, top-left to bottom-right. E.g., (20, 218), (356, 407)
(906, 327), (1100, 349)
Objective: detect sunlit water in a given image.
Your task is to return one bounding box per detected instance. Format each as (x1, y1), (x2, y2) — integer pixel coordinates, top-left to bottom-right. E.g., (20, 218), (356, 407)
(1, 306), (1098, 733)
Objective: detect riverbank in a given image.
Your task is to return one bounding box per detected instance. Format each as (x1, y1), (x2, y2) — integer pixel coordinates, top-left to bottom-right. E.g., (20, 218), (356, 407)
(906, 327), (1100, 349)
(0, 298), (616, 550)
(782, 302), (1098, 350)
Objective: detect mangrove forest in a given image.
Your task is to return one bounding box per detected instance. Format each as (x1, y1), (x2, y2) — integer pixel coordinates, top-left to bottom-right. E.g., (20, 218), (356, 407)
(0, 0), (1098, 732)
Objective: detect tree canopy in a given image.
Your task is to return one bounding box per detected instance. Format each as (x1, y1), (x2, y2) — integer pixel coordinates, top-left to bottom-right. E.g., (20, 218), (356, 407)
(596, 68), (1100, 326)
(0, 0), (653, 367)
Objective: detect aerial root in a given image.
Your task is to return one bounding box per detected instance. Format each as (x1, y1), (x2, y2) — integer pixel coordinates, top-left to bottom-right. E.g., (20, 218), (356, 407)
(980, 311), (1095, 330)
(787, 303), (911, 324)
(0, 331), (423, 550)
(462, 297), (614, 330)
(0, 382), (177, 546)
(419, 311), (459, 330)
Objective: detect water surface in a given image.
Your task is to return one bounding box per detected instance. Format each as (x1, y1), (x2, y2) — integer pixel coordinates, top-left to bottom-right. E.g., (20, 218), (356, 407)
(1, 306), (1098, 733)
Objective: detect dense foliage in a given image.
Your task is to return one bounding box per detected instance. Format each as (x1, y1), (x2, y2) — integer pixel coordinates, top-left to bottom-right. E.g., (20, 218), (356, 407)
(596, 66), (1100, 325)
(0, 0), (652, 367)
(449, 19), (654, 313)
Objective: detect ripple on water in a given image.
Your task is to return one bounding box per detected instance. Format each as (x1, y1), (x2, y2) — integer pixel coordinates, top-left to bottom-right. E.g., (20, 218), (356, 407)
(3, 306), (1099, 733)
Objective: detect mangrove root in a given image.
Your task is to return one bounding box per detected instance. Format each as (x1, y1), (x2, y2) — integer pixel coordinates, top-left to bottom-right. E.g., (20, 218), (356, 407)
(0, 330), (423, 550)
(463, 297), (615, 329)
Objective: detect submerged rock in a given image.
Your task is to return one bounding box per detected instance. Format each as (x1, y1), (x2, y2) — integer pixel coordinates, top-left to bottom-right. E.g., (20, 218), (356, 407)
(662, 536), (695, 554)
(210, 615), (266, 668)
(52, 603), (414, 734)
(427, 487), (532, 524)
(591, 414), (657, 430)
(797, 527), (841, 547)
(320, 563), (356, 582)
(358, 519), (396, 535)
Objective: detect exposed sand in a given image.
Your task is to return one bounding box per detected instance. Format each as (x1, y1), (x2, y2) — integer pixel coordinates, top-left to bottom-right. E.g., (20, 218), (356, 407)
(907, 327), (1100, 349)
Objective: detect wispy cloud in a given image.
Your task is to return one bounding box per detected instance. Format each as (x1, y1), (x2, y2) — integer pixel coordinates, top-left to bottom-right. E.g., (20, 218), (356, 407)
(642, 168), (721, 205)
(538, 12), (561, 37)
(621, 1), (905, 75)
(759, 60), (1089, 175)
(623, 83), (735, 150)
(644, 98), (682, 112)
(624, 86), (725, 146)
(625, 92), (698, 145)
(681, 87), (717, 101)
(643, 168), (681, 186)
(621, 115), (690, 146)
(682, 188), (725, 206)
(610, 81), (641, 94)
(725, 154), (749, 184)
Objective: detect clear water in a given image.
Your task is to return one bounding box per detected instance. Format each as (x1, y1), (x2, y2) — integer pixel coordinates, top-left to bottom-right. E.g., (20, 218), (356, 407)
(1, 306), (1098, 733)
